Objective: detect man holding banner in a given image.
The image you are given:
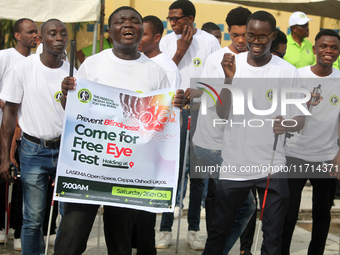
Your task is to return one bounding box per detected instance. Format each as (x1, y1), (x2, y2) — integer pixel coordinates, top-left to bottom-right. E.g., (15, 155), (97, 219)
(54, 6), (185, 255)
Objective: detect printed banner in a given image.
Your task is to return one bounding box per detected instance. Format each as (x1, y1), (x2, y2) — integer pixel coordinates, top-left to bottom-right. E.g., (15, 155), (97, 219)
(54, 78), (180, 213)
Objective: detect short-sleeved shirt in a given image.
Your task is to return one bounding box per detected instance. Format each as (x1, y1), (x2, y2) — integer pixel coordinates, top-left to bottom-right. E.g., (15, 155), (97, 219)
(1, 54), (72, 139)
(219, 52), (305, 180)
(284, 34), (315, 69)
(285, 66), (340, 162)
(160, 29), (220, 90)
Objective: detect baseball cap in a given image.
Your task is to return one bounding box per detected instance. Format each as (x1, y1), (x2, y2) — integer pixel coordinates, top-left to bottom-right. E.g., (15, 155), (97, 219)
(289, 11), (312, 26)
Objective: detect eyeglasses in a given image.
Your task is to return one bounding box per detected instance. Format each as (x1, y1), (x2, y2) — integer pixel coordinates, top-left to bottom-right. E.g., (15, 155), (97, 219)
(245, 31), (275, 43)
(271, 49), (285, 59)
(166, 16), (186, 23)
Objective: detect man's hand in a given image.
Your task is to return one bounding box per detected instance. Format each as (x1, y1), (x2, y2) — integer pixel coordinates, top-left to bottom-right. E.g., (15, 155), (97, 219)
(173, 89), (186, 109)
(273, 115), (286, 135)
(0, 161), (14, 183)
(184, 88), (203, 104)
(329, 153), (340, 178)
(307, 92), (323, 108)
(61, 76), (77, 98)
(173, 25), (193, 66)
(177, 25), (193, 55)
(221, 53), (236, 79)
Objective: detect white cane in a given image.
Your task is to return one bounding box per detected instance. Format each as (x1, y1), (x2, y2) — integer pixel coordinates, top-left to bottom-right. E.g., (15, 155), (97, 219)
(253, 134), (279, 255)
(175, 116), (190, 253)
(45, 197), (55, 255)
(4, 163), (15, 248)
(301, 84), (321, 135)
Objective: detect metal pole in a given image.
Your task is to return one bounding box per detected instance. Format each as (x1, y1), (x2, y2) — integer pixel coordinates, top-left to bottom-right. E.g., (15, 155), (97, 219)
(175, 116), (190, 253)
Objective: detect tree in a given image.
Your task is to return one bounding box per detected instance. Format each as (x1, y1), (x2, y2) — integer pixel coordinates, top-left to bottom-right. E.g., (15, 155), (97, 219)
(0, 20), (16, 50)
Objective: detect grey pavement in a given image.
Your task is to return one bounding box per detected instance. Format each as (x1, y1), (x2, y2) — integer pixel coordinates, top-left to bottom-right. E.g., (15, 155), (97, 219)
(1, 184), (339, 255)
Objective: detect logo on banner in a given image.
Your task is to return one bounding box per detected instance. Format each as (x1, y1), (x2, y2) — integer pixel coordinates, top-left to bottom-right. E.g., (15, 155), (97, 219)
(78, 89), (92, 103)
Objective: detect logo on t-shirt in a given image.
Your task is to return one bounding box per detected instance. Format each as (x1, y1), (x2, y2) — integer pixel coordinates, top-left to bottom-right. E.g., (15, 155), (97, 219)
(78, 89), (92, 103)
(266, 89), (273, 101)
(193, 58), (202, 67)
(306, 49), (310, 54)
(54, 91), (63, 102)
(329, 95), (339, 105)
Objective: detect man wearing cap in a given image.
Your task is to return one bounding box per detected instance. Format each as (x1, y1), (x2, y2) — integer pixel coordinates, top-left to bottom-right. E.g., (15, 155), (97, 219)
(284, 11), (315, 69)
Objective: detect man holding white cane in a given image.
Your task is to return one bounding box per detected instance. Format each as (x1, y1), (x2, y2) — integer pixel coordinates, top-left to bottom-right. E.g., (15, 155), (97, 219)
(282, 29), (340, 255)
(202, 11), (310, 255)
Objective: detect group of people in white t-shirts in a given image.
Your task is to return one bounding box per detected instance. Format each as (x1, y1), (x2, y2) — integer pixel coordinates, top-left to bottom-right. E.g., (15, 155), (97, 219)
(1, 1), (340, 255)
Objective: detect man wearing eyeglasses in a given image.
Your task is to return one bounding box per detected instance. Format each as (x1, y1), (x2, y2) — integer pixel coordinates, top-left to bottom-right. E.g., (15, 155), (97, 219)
(203, 11), (308, 255)
(284, 11), (315, 69)
(157, 0), (220, 251)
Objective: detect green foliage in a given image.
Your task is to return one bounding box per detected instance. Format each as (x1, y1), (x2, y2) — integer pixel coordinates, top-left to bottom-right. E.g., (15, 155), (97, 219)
(0, 19), (16, 50)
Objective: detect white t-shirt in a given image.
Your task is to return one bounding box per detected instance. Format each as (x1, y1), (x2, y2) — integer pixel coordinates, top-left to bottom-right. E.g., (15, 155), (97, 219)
(151, 52), (181, 89)
(0, 48), (26, 124)
(285, 66), (340, 161)
(77, 49), (169, 92)
(192, 46), (234, 150)
(160, 29), (220, 90)
(1, 54), (71, 139)
(220, 52), (304, 180)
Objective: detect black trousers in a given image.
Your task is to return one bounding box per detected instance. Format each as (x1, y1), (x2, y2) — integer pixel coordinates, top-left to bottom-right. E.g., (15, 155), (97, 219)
(203, 176), (289, 255)
(54, 203), (137, 255)
(131, 211), (156, 255)
(281, 156), (337, 255)
(240, 187), (257, 252)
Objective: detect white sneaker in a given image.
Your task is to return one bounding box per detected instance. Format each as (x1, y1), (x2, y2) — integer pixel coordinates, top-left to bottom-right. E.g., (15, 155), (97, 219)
(173, 206), (181, 219)
(155, 231), (172, 249)
(14, 238), (21, 251)
(185, 231), (204, 250)
(0, 229), (4, 244)
(44, 234), (56, 246)
(200, 206), (206, 219)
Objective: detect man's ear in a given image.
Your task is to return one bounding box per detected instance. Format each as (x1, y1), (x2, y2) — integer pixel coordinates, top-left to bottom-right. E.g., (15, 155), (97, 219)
(188, 15), (194, 25)
(14, 32), (21, 41)
(154, 33), (162, 43)
(272, 31), (277, 41)
(313, 45), (316, 55)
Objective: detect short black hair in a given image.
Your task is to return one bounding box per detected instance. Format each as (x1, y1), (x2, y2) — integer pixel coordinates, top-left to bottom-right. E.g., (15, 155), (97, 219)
(315, 29), (340, 43)
(226, 7), (252, 27)
(108, 6), (143, 28)
(143, 15), (164, 36)
(169, 0), (196, 19)
(13, 18), (34, 34)
(247, 11), (276, 33)
(41, 19), (64, 35)
(201, 22), (220, 33)
(271, 28), (287, 51)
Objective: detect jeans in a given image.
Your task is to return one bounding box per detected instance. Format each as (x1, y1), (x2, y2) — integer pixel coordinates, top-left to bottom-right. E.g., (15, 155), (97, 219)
(20, 136), (59, 255)
(194, 146), (255, 254)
